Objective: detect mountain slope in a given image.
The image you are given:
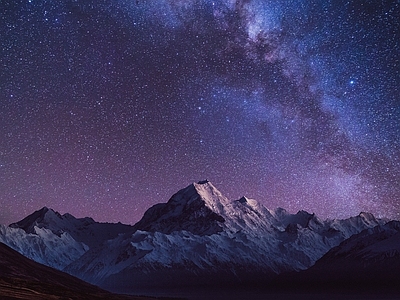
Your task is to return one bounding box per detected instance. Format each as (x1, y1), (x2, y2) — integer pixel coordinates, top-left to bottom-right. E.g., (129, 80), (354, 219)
(303, 220), (400, 286)
(133, 181), (227, 235)
(1, 207), (135, 269)
(271, 221), (400, 298)
(0, 242), (152, 300)
(65, 181), (386, 293)
(0, 224), (87, 269)
(10, 207), (134, 248)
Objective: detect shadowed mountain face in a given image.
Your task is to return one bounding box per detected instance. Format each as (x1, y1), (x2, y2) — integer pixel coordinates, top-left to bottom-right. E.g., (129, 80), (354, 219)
(302, 220), (400, 287)
(133, 181), (228, 235)
(272, 221), (400, 299)
(0, 242), (155, 300)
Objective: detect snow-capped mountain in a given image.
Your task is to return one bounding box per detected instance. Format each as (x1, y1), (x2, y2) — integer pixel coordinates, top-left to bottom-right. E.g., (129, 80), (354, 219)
(64, 180), (387, 293)
(0, 207), (133, 269)
(10, 207), (134, 248)
(0, 180), (392, 296)
(0, 223), (86, 270)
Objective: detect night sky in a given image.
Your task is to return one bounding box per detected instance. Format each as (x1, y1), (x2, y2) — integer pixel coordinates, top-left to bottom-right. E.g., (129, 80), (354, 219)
(1, 0), (399, 225)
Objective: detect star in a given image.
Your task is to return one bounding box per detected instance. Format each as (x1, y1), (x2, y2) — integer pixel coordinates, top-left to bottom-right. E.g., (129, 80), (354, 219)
(0, 0), (398, 225)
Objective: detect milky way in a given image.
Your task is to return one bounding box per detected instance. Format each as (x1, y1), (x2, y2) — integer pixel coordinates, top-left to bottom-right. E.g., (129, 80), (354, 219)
(1, 0), (399, 224)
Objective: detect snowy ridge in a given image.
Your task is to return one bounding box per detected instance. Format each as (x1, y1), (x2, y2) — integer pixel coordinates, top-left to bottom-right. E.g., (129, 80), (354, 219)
(1, 207), (134, 269)
(65, 181), (387, 292)
(133, 180), (228, 235)
(0, 181), (391, 293)
(10, 207), (134, 248)
(324, 220), (400, 261)
(0, 224), (86, 269)
(280, 220), (400, 292)
(66, 229), (285, 286)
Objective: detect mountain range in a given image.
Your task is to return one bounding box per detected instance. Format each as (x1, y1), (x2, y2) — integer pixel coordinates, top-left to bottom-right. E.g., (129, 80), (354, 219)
(1, 180), (398, 299)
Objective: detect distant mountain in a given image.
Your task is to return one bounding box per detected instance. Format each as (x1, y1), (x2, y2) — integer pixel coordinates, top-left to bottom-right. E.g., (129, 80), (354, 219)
(65, 181), (386, 294)
(271, 221), (400, 298)
(299, 220), (400, 287)
(10, 207), (134, 248)
(1, 207), (133, 269)
(0, 242), (152, 300)
(0, 223), (87, 269)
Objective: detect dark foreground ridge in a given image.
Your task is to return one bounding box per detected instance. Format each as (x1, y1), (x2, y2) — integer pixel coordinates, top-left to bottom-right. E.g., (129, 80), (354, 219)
(0, 242), (159, 300)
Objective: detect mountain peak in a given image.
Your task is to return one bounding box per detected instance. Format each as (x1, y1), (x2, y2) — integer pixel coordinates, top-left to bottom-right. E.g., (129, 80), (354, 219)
(197, 179), (209, 184)
(9, 207), (134, 250)
(133, 181), (281, 235)
(9, 207), (61, 233)
(10, 206), (95, 237)
(237, 196), (249, 204)
(38, 206), (50, 213)
(359, 212), (376, 221)
(133, 181), (229, 235)
(192, 180), (231, 211)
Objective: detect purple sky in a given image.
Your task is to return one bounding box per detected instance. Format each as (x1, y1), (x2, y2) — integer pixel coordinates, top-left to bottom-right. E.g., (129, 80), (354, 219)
(1, 0), (399, 225)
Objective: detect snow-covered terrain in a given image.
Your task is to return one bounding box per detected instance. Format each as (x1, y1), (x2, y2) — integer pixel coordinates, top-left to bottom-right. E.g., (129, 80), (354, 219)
(1, 207), (133, 269)
(0, 224), (86, 270)
(321, 220), (400, 262)
(0, 180), (392, 294)
(10, 207), (134, 248)
(63, 180), (387, 292)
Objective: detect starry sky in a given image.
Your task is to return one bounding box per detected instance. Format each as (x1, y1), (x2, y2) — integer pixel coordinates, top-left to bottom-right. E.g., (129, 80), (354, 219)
(1, 0), (399, 225)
